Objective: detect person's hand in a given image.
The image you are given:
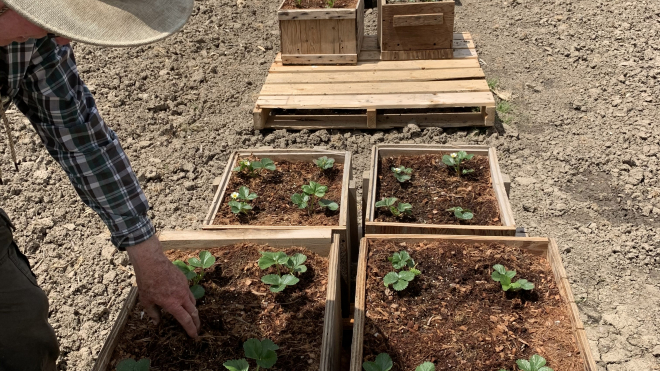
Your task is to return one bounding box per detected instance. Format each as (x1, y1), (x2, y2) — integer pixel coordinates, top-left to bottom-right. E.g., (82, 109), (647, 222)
(126, 235), (200, 338)
(0, 1), (70, 46)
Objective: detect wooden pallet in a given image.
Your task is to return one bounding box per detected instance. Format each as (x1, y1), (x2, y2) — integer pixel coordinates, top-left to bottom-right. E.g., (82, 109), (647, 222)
(92, 230), (344, 371)
(350, 235), (597, 371)
(254, 32), (493, 130)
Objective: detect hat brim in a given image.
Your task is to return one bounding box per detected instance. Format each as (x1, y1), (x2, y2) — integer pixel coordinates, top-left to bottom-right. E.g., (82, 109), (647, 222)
(4, 0), (194, 47)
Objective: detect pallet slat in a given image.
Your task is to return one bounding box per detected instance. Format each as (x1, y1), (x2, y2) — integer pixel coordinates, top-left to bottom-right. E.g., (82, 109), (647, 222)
(259, 80), (489, 96)
(265, 68), (485, 84)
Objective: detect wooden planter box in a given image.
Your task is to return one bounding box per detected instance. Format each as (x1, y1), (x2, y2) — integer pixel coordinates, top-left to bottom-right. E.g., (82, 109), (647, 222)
(377, 0), (455, 60)
(93, 229), (344, 371)
(365, 144), (515, 236)
(278, 0), (365, 65)
(350, 235), (597, 371)
(204, 148), (356, 314)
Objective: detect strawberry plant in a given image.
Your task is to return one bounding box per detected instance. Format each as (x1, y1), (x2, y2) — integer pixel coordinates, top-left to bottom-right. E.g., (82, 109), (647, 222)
(223, 338), (279, 371)
(173, 250), (216, 299)
(291, 181), (338, 216)
(375, 197), (412, 218)
(233, 158), (276, 177)
(391, 165), (413, 183)
(362, 353), (434, 371)
(446, 206), (474, 220)
(499, 354), (553, 371)
(229, 186), (258, 215)
(314, 156), (335, 170)
(117, 358), (150, 371)
(388, 250), (415, 270)
(384, 250), (420, 291)
(258, 251), (307, 292)
(491, 264), (534, 291)
(442, 151), (474, 177)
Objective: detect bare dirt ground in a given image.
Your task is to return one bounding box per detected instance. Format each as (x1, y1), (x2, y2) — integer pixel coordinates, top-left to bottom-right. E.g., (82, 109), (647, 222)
(1, 0), (659, 369)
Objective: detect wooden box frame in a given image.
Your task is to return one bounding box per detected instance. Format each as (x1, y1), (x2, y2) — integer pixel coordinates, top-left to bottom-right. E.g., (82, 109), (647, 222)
(278, 0), (365, 65)
(93, 229), (344, 371)
(365, 144), (516, 236)
(377, 0), (455, 60)
(350, 235), (597, 371)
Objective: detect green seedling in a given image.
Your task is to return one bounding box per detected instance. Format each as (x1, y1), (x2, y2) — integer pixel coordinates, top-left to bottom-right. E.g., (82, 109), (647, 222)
(446, 206), (474, 220)
(233, 158), (276, 177)
(117, 358), (150, 371)
(375, 197), (412, 218)
(326, 0), (335, 7)
(229, 186), (258, 215)
(173, 250), (216, 299)
(442, 151), (474, 177)
(487, 78), (499, 90)
(362, 353), (434, 371)
(391, 165), (413, 183)
(223, 338), (279, 371)
(491, 264), (534, 292)
(388, 250), (415, 270)
(497, 101), (512, 114)
(258, 251), (307, 292)
(384, 269), (419, 291)
(291, 181), (339, 216)
(314, 156), (335, 170)
(516, 354), (554, 371)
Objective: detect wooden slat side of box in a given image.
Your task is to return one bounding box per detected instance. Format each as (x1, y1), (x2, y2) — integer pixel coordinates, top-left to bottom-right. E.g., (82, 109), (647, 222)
(319, 234), (343, 371)
(203, 151), (239, 226)
(381, 49), (453, 61)
(380, 1), (455, 51)
(269, 56), (481, 72)
(278, 8), (357, 21)
(365, 222), (517, 236)
(264, 68), (485, 84)
(349, 238), (369, 371)
(488, 147), (516, 227)
(91, 287), (139, 371)
(282, 54), (358, 65)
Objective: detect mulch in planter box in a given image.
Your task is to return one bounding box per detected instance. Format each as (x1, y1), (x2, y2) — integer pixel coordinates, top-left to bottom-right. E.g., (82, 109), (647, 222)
(107, 244), (328, 371)
(361, 239), (583, 370)
(213, 156), (343, 227)
(280, 0), (357, 9)
(375, 154), (501, 225)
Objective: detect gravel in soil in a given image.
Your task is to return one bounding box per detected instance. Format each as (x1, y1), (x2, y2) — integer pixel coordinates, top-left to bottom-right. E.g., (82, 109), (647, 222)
(361, 239), (583, 371)
(213, 157), (343, 226)
(375, 155), (501, 225)
(281, 0), (358, 10)
(109, 244), (328, 371)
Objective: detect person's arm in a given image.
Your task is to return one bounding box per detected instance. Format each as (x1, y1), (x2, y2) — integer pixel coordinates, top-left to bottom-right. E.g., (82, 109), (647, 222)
(4, 37), (199, 337)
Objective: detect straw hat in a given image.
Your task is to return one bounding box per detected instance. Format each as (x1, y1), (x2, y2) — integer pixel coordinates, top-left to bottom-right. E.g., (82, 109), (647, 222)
(2, 0), (194, 47)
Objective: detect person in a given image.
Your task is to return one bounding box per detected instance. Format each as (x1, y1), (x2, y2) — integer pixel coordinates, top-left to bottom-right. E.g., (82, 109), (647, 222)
(0, 0), (200, 369)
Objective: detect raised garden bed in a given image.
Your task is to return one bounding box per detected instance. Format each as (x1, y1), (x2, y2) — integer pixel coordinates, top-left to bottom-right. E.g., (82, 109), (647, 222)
(278, 0), (365, 65)
(92, 229), (343, 371)
(350, 235), (597, 371)
(377, 0), (455, 60)
(204, 148), (355, 315)
(365, 144), (515, 235)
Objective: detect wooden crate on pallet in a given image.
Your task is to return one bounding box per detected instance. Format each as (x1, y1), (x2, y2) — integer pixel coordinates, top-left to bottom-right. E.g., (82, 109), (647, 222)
(278, 0), (365, 65)
(365, 144), (516, 235)
(377, 0), (455, 60)
(203, 148), (356, 315)
(254, 33), (494, 130)
(93, 230), (344, 371)
(350, 235), (597, 371)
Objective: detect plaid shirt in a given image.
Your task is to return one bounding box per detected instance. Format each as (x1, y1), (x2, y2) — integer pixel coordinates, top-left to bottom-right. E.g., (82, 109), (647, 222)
(0, 36), (154, 250)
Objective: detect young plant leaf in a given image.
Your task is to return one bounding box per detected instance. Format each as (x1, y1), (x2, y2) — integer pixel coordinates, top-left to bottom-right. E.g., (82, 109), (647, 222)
(383, 272), (400, 287)
(238, 186), (257, 200)
(397, 203), (413, 215)
(389, 251), (414, 270)
(261, 274), (299, 292)
(223, 359), (249, 371)
(260, 158), (276, 171)
(117, 358), (151, 371)
(286, 253), (308, 274)
(199, 250), (216, 269)
(391, 166), (413, 182)
(446, 206), (474, 220)
(291, 193), (309, 209)
(173, 260), (197, 280)
(415, 362), (435, 371)
(362, 353), (393, 371)
(190, 284), (205, 299)
(314, 156), (335, 170)
(244, 338), (279, 369)
(319, 199), (339, 211)
(375, 197), (397, 208)
(258, 251), (289, 270)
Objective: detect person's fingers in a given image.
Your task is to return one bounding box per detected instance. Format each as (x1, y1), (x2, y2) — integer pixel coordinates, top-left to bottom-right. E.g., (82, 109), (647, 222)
(167, 305), (199, 339)
(188, 289), (196, 306)
(182, 296), (201, 332)
(142, 301), (161, 325)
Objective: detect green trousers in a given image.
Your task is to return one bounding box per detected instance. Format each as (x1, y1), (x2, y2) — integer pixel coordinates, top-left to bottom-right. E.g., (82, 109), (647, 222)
(0, 209), (59, 371)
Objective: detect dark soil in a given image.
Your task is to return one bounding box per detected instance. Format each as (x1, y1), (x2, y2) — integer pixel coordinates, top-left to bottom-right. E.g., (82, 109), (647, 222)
(281, 0), (358, 10)
(108, 244), (328, 371)
(374, 154), (502, 225)
(361, 239), (583, 371)
(213, 157), (343, 226)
